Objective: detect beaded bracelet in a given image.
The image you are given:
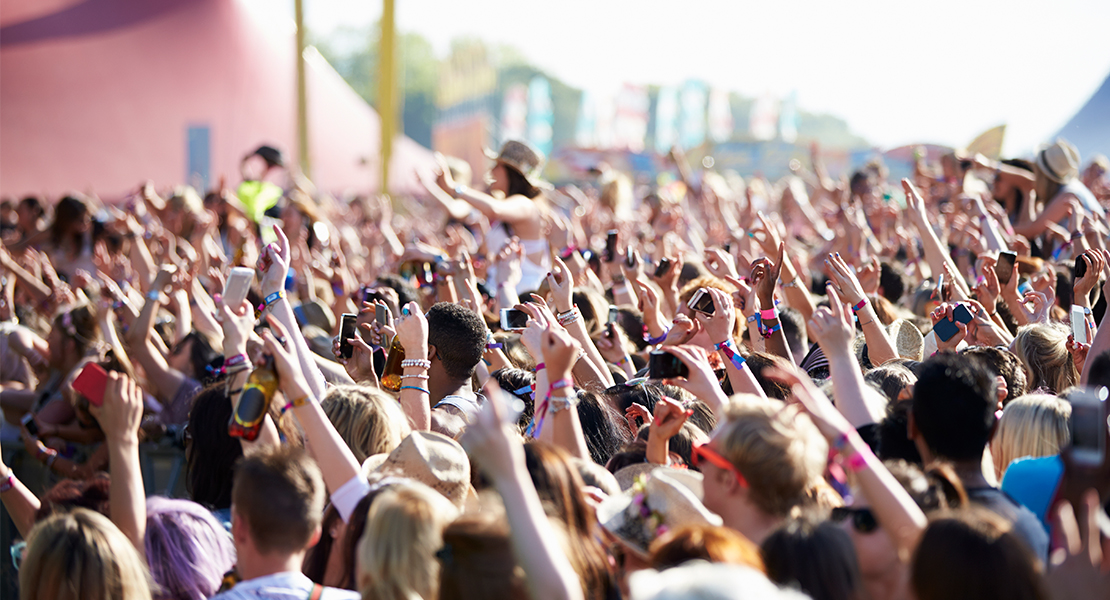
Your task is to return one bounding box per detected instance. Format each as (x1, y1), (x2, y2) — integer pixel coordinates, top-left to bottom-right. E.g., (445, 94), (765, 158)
(401, 359), (432, 369)
(400, 386), (430, 394)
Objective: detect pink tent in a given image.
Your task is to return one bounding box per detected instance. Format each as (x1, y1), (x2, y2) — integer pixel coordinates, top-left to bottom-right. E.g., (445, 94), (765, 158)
(1, 0), (434, 199)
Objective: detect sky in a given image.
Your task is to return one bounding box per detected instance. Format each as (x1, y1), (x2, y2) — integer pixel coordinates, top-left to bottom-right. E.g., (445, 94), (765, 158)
(290, 0), (1110, 155)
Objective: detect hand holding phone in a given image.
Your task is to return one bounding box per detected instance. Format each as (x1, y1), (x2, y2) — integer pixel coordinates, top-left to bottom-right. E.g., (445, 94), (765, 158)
(1072, 306), (1090, 345)
(500, 308), (529, 331)
(996, 251), (1017, 285)
(222, 267), (255, 311)
(604, 230), (619, 263)
(649, 351), (689, 379)
(688, 288), (715, 315)
(339, 313), (358, 359)
(932, 303), (973, 343)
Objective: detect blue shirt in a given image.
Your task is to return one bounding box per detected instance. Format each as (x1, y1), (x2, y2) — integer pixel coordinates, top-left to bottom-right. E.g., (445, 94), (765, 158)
(1000, 454), (1064, 534)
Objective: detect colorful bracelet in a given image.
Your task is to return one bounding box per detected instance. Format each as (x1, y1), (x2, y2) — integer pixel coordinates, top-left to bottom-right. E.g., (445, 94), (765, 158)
(549, 392), (580, 413)
(762, 323), (782, 339)
(851, 298), (867, 312)
(715, 339), (748, 370)
(262, 290), (285, 309)
(557, 309), (580, 326)
(400, 386), (430, 394)
(401, 359), (432, 369)
(643, 326), (670, 345)
(759, 308), (779, 321)
(225, 354), (249, 367)
(547, 378), (574, 398)
(535, 362), (546, 371)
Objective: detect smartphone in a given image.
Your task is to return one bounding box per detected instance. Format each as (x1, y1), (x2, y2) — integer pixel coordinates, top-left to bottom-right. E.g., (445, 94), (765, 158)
(604, 230), (619, 263)
(996, 251), (1017, 285)
(654, 258), (673, 278)
(20, 413), (39, 437)
(1074, 255), (1088, 281)
(339, 313), (357, 359)
(223, 267), (255, 310)
(1068, 387), (1108, 467)
(72, 362), (109, 407)
(1072, 305), (1089, 345)
(648, 351), (689, 379)
(934, 274), (947, 302)
(500, 308), (529, 331)
(932, 303), (974, 343)
(688, 288), (716, 315)
(375, 303), (387, 326)
(607, 306), (619, 325)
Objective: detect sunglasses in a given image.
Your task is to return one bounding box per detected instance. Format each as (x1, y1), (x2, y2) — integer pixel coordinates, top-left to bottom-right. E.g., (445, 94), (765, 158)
(831, 506), (879, 534)
(692, 443), (748, 488)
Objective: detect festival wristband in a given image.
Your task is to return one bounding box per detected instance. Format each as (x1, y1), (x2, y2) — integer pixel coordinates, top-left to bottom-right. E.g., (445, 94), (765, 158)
(851, 298), (867, 312)
(759, 308), (779, 321)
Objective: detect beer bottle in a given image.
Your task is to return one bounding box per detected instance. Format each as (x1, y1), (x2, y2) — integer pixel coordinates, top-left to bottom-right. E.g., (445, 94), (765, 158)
(380, 336), (406, 392)
(228, 355), (278, 441)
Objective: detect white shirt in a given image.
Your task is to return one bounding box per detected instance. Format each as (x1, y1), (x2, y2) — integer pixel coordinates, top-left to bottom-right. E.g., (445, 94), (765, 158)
(211, 571), (360, 600)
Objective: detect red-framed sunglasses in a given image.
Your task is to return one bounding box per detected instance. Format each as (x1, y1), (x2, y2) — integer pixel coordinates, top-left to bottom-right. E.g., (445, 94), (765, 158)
(692, 443), (748, 488)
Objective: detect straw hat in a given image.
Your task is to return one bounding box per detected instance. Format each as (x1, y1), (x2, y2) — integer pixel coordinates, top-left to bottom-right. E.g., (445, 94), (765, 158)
(597, 467), (722, 559)
(887, 318), (925, 361)
(1035, 138), (1081, 184)
(612, 462), (657, 492)
(360, 431), (472, 509)
(484, 140), (551, 189)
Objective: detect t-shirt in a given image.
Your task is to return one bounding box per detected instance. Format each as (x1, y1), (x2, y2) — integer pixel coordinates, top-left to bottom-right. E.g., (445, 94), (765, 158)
(966, 486), (1050, 560)
(237, 180), (284, 224)
(211, 572), (359, 600)
(1000, 455), (1064, 534)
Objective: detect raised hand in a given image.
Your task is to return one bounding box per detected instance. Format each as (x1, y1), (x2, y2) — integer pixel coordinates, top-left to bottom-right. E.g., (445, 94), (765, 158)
(752, 241), (784, 307)
(1074, 250), (1106, 305)
(809, 285), (855, 355)
(703, 247), (739, 280)
(929, 302), (968, 352)
(261, 315), (312, 400)
(694, 287), (736, 346)
(394, 301), (429, 361)
(220, 300), (255, 356)
(656, 345), (727, 409)
(541, 326), (580, 382)
(90, 372), (144, 444)
(762, 365), (852, 441)
(258, 225), (291, 296)
(624, 402), (652, 432)
(825, 252), (868, 306)
(547, 256), (575, 313)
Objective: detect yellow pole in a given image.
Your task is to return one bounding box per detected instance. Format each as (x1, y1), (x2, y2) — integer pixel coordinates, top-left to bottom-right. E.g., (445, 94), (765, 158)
(295, 0), (310, 178)
(379, 0), (396, 195)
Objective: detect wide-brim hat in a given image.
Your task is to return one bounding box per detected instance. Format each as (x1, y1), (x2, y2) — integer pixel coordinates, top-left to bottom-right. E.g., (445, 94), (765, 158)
(597, 467), (722, 559)
(1035, 138), (1080, 184)
(484, 139), (552, 189)
(887, 318), (925, 361)
(360, 431), (473, 509)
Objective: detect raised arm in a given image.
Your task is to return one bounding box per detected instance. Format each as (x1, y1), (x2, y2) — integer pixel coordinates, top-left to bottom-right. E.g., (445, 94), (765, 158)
(90, 372), (147, 557)
(126, 265), (189, 401)
(903, 179), (972, 300)
(463, 382), (585, 600)
(695, 288), (765, 399)
(826, 253), (898, 367)
(0, 443), (42, 539)
(809, 286), (885, 428)
(394, 301), (432, 431)
(766, 366), (927, 562)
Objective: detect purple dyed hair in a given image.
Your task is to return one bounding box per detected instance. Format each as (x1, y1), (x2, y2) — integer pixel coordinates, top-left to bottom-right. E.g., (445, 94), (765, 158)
(144, 496), (236, 600)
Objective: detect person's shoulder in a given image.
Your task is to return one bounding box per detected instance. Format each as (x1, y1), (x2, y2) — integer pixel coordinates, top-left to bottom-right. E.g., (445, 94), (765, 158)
(319, 587), (362, 600)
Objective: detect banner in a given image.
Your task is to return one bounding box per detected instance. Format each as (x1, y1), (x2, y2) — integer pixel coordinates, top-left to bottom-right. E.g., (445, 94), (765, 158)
(779, 91), (798, 143)
(500, 84), (528, 143)
(526, 76), (554, 157)
(654, 86), (679, 152)
(613, 83), (650, 152)
(749, 92), (779, 141)
(708, 88), (733, 143)
(679, 80), (708, 149)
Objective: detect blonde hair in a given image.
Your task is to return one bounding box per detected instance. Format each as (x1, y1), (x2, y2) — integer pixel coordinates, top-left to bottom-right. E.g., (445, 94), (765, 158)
(599, 171), (633, 220)
(322, 385), (412, 463)
(717, 395), (828, 517)
(357, 481), (460, 600)
(20, 508), (153, 600)
(1012, 323), (1078, 394)
(991, 394), (1071, 479)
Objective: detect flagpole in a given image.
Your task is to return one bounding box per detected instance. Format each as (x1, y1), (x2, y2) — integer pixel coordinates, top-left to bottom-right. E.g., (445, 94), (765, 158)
(294, 0), (310, 178)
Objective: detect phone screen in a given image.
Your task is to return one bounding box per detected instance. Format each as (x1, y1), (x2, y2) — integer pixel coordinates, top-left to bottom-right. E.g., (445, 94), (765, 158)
(688, 289), (716, 315)
(996, 252), (1017, 285)
(375, 304), (387, 326)
(1072, 306), (1089, 344)
(605, 230), (619, 262)
(501, 308), (529, 330)
(339, 314), (357, 359)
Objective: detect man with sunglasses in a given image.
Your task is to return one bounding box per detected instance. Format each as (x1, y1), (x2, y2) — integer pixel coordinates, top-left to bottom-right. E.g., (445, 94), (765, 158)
(695, 395), (827, 545)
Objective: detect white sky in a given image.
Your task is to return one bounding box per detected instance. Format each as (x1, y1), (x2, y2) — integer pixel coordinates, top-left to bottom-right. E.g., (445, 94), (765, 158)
(289, 0), (1110, 155)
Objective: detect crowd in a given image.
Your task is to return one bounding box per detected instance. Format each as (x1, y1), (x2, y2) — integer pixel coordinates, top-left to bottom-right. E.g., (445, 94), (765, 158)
(0, 135), (1109, 600)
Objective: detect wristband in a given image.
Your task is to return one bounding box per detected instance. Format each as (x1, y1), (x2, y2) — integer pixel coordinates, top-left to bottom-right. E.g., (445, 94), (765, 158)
(851, 298), (867, 312)
(224, 354), (249, 367)
(1072, 305), (1092, 315)
(549, 392), (580, 413)
(845, 451), (867, 473)
(262, 290), (285, 309)
(146, 290), (161, 302)
(535, 362), (546, 371)
(0, 473), (14, 493)
(643, 326), (669, 345)
(548, 378), (574, 396)
(485, 342), (503, 350)
(832, 432), (852, 453)
(762, 323), (782, 339)
(401, 359), (432, 369)
(715, 339), (747, 370)
(759, 308), (779, 321)
(400, 386), (430, 394)
(402, 373), (430, 380)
